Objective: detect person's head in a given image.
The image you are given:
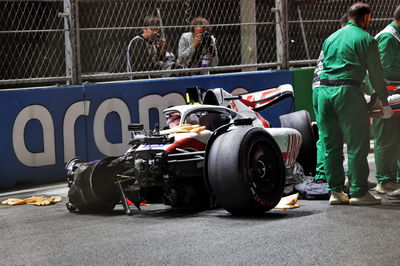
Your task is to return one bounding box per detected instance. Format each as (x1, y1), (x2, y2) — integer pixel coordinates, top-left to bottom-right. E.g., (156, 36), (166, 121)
(190, 17), (211, 35)
(165, 111), (181, 128)
(141, 15), (160, 40)
(340, 12), (348, 27)
(394, 5), (400, 25)
(347, 2), (372, 30)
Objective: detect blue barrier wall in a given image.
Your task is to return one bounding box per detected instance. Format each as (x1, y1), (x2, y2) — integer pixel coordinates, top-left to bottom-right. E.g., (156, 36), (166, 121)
(0, 86), (84, 188)
(0, 71), (293, 189)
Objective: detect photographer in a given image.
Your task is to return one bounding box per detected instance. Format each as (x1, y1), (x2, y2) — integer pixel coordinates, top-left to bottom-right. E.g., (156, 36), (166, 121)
(126, 15), (175, 79)
(177, 17), (219, 75)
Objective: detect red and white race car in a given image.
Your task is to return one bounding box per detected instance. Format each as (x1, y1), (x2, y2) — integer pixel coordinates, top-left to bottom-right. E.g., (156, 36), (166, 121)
(368, 84), (400, 117)
(65, 85), (313, 216)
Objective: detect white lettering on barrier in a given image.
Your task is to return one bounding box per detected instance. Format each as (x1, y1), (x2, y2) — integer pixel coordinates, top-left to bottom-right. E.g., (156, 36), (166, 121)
(231, 88), (248, 95)
(12, 105), (56, 167)
(138, 93), (185, 129)
(12, 93), (186, 166)
(63, 100), (90, 162)
(93, 98), (131, 156)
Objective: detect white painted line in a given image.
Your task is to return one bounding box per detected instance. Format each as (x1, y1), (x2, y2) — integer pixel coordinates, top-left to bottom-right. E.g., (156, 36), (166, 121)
(0, 183), (67, 197)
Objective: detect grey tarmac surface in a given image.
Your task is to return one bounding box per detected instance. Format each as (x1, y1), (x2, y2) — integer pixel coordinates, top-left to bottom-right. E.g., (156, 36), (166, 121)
(1, 150), (400, 266)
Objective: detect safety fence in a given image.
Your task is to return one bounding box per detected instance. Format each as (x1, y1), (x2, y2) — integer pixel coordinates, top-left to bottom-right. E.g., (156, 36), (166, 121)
(0, 0), (398, 87)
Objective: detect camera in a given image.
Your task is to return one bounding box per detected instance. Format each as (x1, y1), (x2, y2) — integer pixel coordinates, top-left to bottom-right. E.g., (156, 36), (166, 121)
(201, 31), (212, 47)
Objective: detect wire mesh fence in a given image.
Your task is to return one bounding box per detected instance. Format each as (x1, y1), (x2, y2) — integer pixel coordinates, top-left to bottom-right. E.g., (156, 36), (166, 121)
(0, 0), (399, 87)
(0, 0), (66, 85)
(288, 0), (396, 64)
(79, 0), (278, 81)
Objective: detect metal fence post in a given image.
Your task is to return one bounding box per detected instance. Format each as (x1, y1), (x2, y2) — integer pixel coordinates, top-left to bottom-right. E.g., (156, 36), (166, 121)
(240, 0), (257, 72)
(274, 0), (289, 69)
(62, 0), (73, 84)
(63, 0), (81, 85)
(71, 0), (82, 84)
(59, 0), (82, 84)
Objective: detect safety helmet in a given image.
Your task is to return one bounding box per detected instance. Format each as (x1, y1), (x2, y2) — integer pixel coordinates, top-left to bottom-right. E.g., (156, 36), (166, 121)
(165, 111), (181, 128)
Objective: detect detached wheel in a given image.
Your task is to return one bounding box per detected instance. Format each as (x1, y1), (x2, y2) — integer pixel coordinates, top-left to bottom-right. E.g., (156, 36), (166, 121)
(280, 110), (316, 176)
(67, 157), (120, 213)
(207, 127), (285, 215)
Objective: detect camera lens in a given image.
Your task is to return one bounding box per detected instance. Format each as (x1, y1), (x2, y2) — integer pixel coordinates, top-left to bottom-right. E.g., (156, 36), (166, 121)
(202, 31), (211, 46)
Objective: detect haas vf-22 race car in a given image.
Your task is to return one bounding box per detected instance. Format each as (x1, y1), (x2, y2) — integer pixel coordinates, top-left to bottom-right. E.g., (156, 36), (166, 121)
(66, 85), (312, 216)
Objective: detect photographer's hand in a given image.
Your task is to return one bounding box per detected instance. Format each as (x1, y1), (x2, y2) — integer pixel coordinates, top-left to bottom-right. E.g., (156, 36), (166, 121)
(192, 33), (202, 48)
(158, 37), (166, 50)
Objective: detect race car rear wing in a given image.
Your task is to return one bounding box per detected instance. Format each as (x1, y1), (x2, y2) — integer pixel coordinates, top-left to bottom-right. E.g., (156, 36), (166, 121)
(238, 84), (294, 112)
(185, 84), (294, 112)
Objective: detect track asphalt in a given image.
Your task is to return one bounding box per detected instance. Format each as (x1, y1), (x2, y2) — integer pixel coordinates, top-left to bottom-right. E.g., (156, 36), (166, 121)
(1, 151), (400, 265)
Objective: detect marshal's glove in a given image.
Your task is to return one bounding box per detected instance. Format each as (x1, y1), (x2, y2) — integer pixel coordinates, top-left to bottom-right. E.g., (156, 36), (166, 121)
(381, 105), (393, 119)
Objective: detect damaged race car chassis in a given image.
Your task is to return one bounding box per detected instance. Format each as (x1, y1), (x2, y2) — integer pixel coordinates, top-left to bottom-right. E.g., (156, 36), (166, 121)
(65, 86), (310, 216)
(66, 118), (286, 216)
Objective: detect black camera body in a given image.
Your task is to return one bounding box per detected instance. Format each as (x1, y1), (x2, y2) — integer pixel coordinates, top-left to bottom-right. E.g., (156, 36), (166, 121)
(201, 31), (212, 47)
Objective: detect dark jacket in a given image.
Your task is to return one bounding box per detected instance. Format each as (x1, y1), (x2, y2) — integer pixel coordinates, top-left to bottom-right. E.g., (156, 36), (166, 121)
(126, 35), (163, 77)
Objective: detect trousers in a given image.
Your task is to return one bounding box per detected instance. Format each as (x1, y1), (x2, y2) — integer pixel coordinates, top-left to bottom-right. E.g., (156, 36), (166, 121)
(373, 116), (400, 183)
(318, 85), (370, 197)
(312, 86), (326, 182)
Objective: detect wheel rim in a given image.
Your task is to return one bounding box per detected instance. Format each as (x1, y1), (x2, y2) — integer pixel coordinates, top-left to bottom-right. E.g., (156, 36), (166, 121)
(247, 140), (278, 195)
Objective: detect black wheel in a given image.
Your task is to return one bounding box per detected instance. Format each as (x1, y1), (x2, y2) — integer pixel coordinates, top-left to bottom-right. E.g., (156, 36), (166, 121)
(67, 157), (120, 213)
(279, 110), (317, 176)
(207, 127), (285, 215)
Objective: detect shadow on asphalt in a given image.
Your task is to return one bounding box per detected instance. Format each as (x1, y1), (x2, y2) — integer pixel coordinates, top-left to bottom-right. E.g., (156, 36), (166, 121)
(64, 204), (214, 218)
(214, 210), (318, 220)
(63, 204), (319, 220)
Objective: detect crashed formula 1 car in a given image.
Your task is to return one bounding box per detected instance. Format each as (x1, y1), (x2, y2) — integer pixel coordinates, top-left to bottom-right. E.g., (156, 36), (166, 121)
(65, 85), (314, 216)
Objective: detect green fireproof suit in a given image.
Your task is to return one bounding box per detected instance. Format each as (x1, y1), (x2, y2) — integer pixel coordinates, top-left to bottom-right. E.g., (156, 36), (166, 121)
(318, 21), (388, 197)
(373, 22), (400, 184)
(312, 51), (326, 182)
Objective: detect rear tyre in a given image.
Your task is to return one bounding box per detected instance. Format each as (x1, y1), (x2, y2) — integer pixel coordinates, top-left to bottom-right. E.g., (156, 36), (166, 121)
(207, 127), (285, 215)
(67, 157), (120, 213)
(280, 110), (317, 176)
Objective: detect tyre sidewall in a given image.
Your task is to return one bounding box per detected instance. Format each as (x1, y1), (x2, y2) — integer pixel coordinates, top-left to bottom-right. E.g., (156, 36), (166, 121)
(208, 127), (285, 215)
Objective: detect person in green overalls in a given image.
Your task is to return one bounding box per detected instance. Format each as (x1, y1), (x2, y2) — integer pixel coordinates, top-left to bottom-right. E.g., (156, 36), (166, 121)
(312, 14), (349, 183)
(318, 2), (393, 205)
(374, 6), (400, 197)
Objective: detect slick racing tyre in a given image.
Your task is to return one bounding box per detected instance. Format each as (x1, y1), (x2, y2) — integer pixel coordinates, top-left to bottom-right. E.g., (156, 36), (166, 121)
(280, 110), (317, 176)
(207, 127), (285, 215)
(67, 157), (120, 213)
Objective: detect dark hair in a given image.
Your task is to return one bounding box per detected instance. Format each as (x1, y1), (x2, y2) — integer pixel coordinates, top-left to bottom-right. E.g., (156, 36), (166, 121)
(190, 17), (210, 32)
(143, 15), (160, 28)
(348, 2), (371, 22)
(394, 5), (400, 21)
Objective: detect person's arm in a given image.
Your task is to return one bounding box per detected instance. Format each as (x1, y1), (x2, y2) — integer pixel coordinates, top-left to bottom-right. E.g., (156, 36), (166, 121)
(363, 73), (375, 96)
(312, 50), (324, 89)
(177, 33), (196, 67)
(127, 37), (150, 72)
(366, 40), (389, 105)
(377, 34), (398, 79)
